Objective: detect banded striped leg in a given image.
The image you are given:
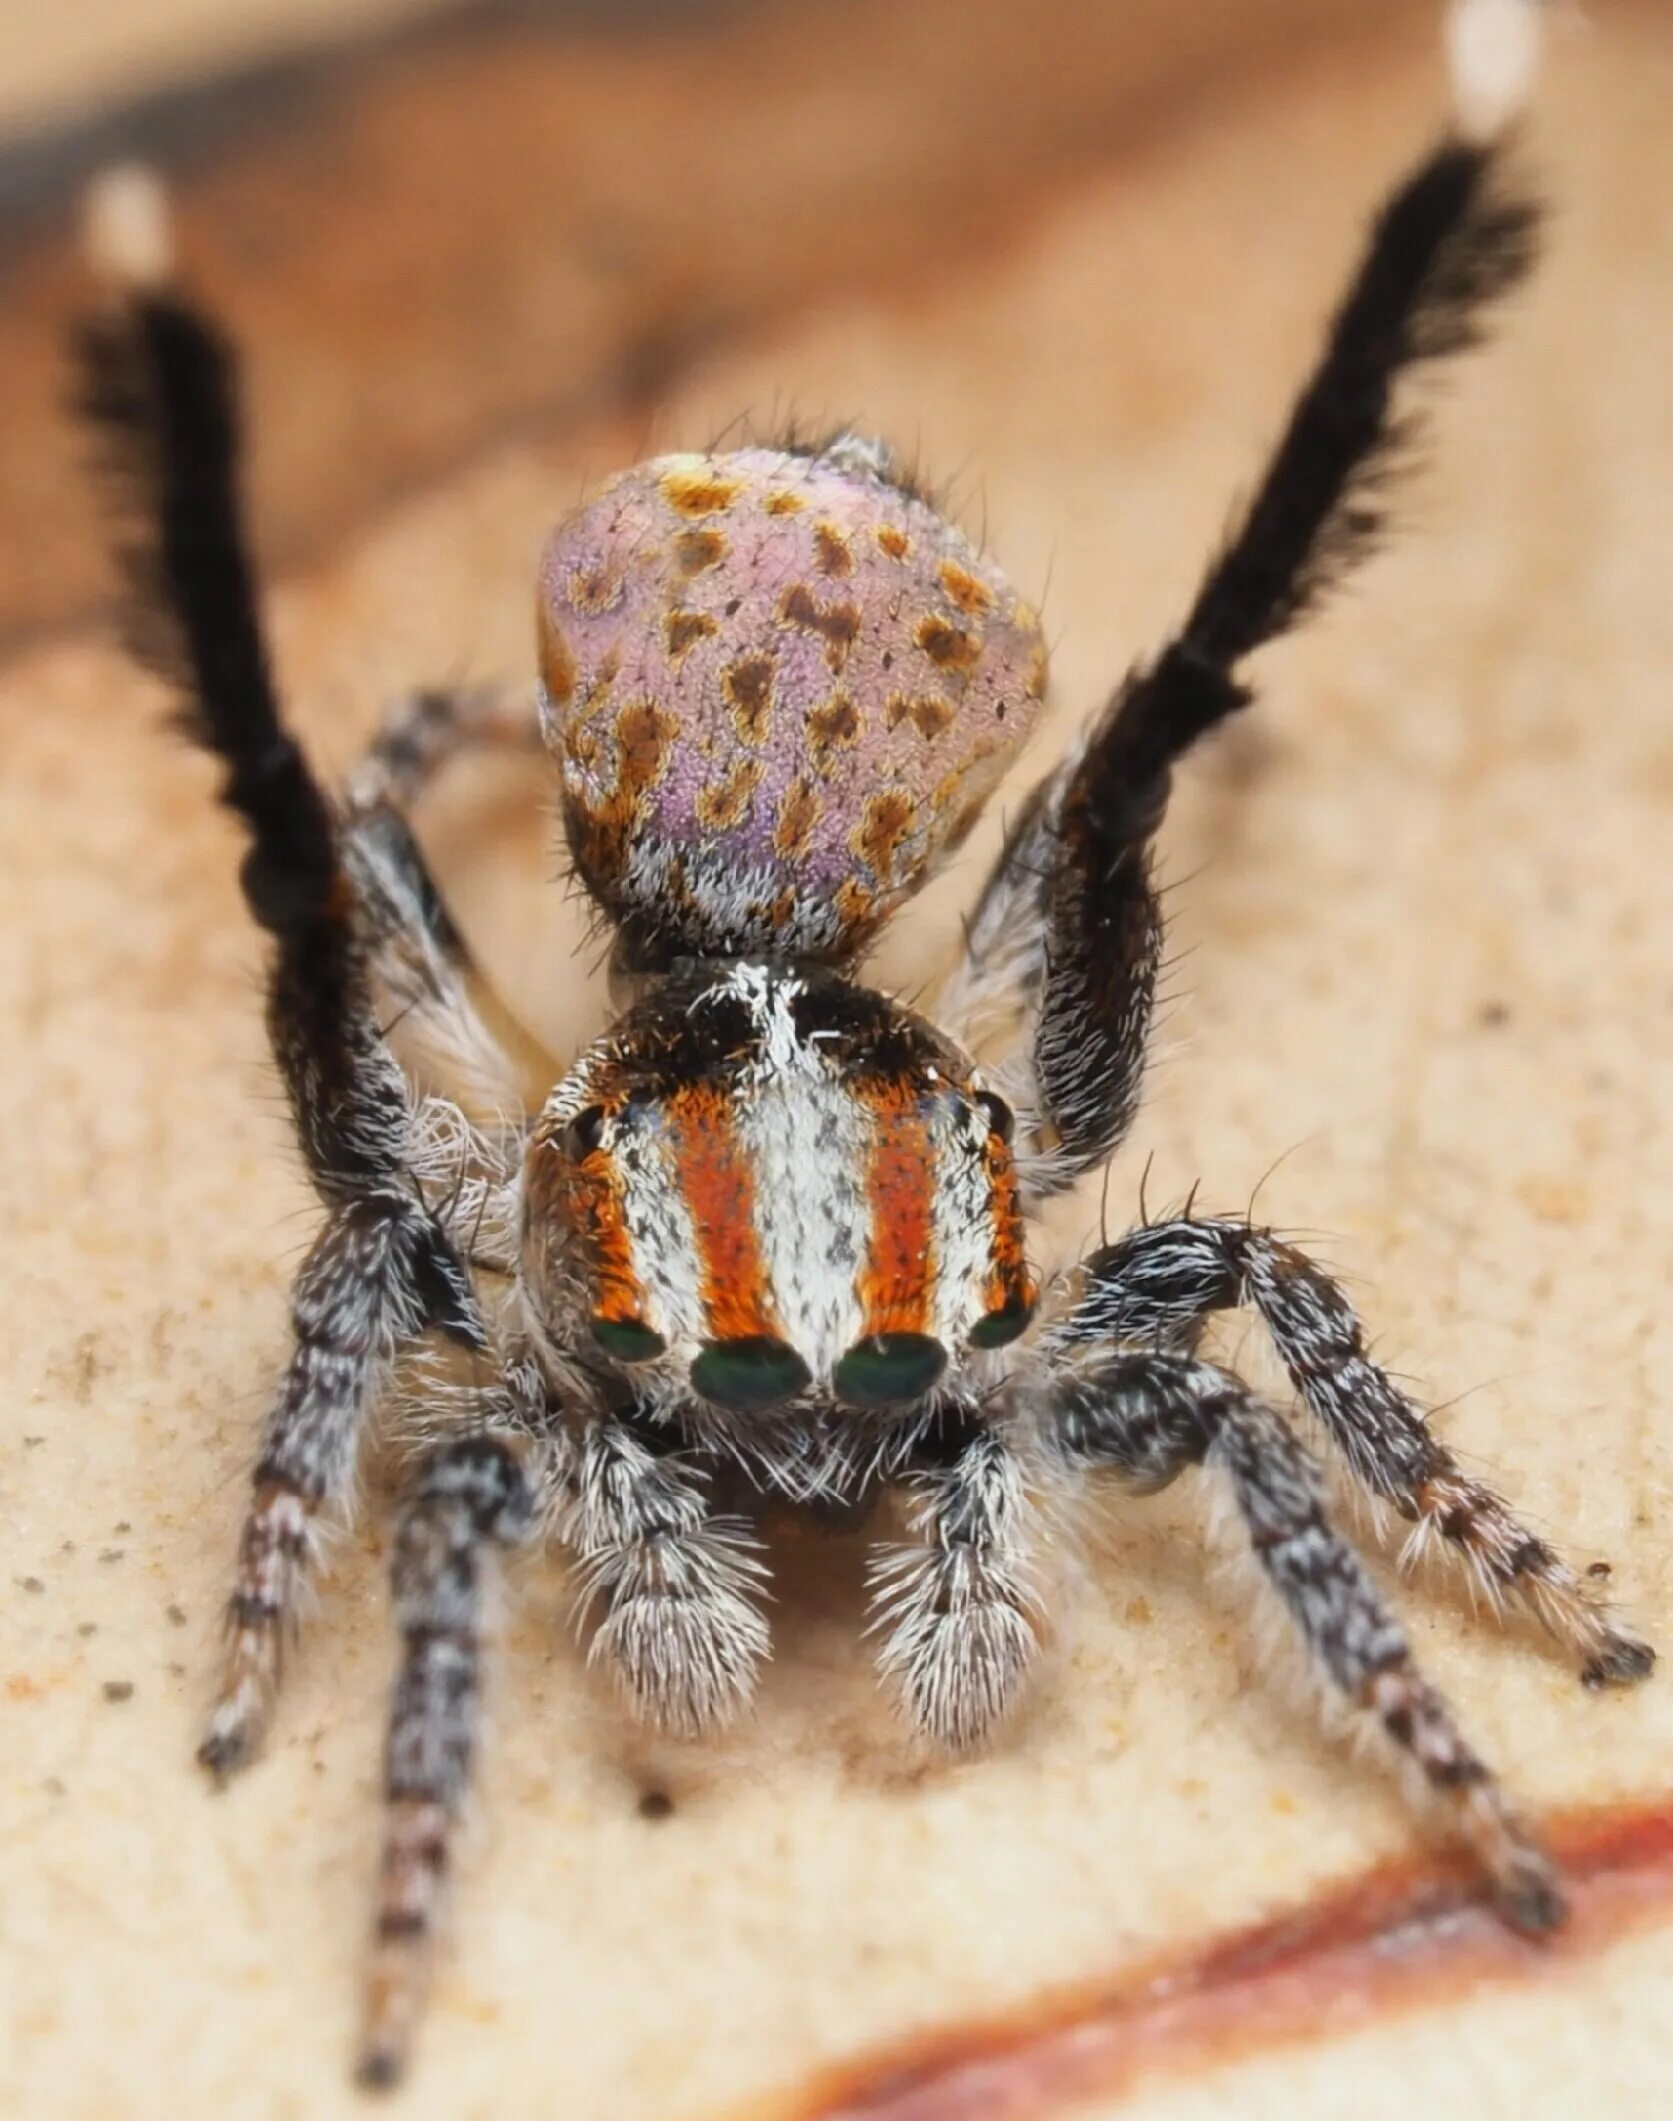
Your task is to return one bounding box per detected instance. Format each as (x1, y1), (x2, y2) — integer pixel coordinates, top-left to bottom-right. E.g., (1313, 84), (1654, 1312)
(345, 799), (527, 1127)
(359, 1434), (534, 2090)
(344, 685), (544, 1131)
(347, 683), (542, 817)
(202, 1193), (481, 1774)
(340, 690), (545, 1250)
(1065, 1218), (1655, 1687)
(342, 798), (530, 1274)
(941, 130), (1540, 1201)
(1049, 1349), (1564, 1931)
(869, 1419), (1045, 1750)
(565, 1418), (771, 1736)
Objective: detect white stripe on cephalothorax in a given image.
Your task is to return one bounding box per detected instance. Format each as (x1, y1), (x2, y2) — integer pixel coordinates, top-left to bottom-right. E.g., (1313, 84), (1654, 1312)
(722, 971), (870, 1384)
(929, 1093), (994, 1348)
(610, 1107), (706, 1349)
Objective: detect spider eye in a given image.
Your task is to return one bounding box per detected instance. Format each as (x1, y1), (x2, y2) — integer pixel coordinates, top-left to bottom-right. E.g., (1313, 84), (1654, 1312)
(969, 1296), (1033, 1349)
(565, 1104), (607, 1158)
(976, 1091), (1014, 1144)
(590, 1315), (666, 1363)
(834, 1332), (947, 1408)
(691, 1335), (811, 1412)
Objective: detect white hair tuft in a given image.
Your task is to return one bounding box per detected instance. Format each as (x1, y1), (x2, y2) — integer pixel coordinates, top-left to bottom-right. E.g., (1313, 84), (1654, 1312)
(83, 163), (175, 290)
(1446, 0), (1545, 144)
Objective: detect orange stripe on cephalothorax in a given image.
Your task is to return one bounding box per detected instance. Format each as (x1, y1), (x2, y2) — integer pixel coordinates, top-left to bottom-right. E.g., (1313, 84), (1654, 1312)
(537, 1110), (647, 1328)
(856, 1075), (937, 1337)
(981, 1122), (1036, 1318)
(666, 1083), (775, 1341)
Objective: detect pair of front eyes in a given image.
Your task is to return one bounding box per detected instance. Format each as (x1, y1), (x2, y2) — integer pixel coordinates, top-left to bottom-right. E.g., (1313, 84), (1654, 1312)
(590, 1315), (1031, 1412)
(569, 1088), (1033, 1411)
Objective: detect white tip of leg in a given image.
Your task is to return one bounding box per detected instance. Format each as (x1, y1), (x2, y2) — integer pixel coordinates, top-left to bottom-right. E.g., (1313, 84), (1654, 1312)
(1446, 0), (1545, 143)
(83, 163), (176, 290)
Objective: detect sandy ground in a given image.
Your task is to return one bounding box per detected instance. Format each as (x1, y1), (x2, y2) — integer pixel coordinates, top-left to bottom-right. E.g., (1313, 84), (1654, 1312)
(4, 3), (1673, 2116)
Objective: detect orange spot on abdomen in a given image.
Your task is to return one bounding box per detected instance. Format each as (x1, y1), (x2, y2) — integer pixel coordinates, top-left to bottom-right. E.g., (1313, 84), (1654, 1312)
(660, 465), (742, 517)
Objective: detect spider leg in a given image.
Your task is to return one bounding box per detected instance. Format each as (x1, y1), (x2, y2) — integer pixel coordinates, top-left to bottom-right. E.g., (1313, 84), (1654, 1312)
(75, 249), (503, 1770)
(1056, 1217), (1655, 1687)
(342, 682), (550, 1135)
(359, 1429), (537, 2091)
(201, 1190), (484, 1774)
(343, 796), (530, 1134)
(868, 1410), (1045, 1751)
(943, 131), (1540, 1199)
(562, 1415), (772, 1735)
(1046, 1346), (1563, 1933)
(347, 682), (543, 817)
(340, 796), (531, 1272)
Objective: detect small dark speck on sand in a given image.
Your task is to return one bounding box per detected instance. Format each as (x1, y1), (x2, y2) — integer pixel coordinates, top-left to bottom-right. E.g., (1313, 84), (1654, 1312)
(98, 1549), (125, 1565)
(103, 1680), (134, 1703)
(17, 1576), (44, 1594)
(166, 1603), (188, 1627)
(638, 1789), (676, 1822)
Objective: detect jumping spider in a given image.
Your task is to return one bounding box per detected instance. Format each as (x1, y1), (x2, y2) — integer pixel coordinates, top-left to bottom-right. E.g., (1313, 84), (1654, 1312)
(75, 0), (1652, 2088)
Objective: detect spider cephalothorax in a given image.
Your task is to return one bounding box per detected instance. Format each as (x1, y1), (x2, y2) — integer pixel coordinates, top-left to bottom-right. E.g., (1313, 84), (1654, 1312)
(77, 0), (1653, 2089)
(524, 960), (1034, 1425)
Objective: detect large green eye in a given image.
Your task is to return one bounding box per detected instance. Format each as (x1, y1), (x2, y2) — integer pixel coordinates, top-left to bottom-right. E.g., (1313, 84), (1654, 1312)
(590, 1315), (666, 1363)
(691, 1336), (811, 1412)
(969, 1296), (1034, 1349)
(834, 1332), (947, 1409)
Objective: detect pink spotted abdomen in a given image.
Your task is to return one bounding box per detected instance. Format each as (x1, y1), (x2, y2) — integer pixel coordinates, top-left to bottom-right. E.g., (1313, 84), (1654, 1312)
(537, 438), (1047, 964)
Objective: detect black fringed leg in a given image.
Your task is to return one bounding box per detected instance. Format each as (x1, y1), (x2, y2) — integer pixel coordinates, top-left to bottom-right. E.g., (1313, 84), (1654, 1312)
(945, 139), (1540, 1199)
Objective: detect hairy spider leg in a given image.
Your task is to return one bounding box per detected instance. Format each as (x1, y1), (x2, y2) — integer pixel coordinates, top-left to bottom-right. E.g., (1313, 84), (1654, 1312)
(348, 682), (545, 816)
(341, 687), (571, 1210)
(867, 1407), (1047, 1751)
(1045, 1346), (1565, 1933)
(560, 1414), (773, 1733)
(360, 1430), (536, 2089)
(1057, 1217), (1655, 1686)
(76, 281), (507, 1771)
(941, 136), (1540, 1200)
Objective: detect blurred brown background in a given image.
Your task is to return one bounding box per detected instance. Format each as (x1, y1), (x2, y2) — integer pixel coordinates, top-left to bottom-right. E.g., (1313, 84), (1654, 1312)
(3, 0), (1389, 654)
(4, 3), (1673, 2118)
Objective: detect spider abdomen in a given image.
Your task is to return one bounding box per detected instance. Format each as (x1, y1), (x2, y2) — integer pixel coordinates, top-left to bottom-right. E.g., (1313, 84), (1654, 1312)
(536, 436), (1047, 966)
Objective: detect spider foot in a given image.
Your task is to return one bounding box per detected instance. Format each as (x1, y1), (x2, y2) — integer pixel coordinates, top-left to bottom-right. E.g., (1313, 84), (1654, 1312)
(592, 1579), (770, 1738)
(357, 1797), (449, 2094)
(1461, 1782), (1568, 1937)
(1581, 1630), (1656, 1690)
(198, 1614), (283, 1780)
(882, 1597), (1039, 1754)
(871, 1539), (1041, 1754)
